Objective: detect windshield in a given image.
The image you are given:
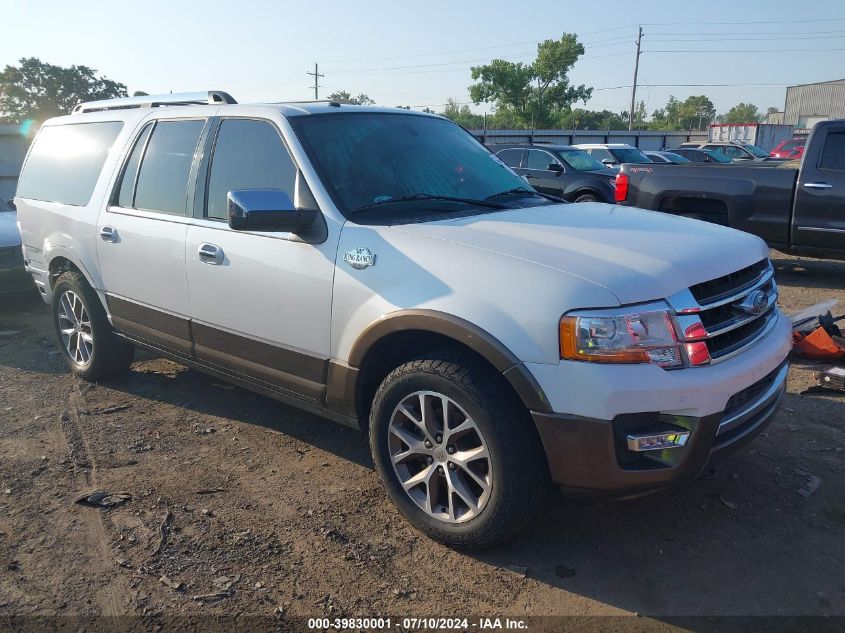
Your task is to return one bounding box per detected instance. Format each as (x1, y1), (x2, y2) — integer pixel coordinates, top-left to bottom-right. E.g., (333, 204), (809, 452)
(743, 144), (770, 158)
(289, 113), (534, 219)
(556, 149), (606, 171)
(702, 149), (732, 163)
(610, 148), (652, 163)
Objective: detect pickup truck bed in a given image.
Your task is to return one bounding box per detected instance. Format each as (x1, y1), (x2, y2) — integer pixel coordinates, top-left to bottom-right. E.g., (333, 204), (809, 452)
(617, 120), (845, 260)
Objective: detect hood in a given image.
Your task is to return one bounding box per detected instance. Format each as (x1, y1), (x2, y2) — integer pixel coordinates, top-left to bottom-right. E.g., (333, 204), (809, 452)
(0, 207), (21, 249)
(392, 203), (769, 306)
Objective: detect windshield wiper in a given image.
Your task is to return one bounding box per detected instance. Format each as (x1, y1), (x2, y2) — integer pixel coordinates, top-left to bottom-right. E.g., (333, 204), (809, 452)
(353, 193), (508, 213)
(486, 187), (565, 203)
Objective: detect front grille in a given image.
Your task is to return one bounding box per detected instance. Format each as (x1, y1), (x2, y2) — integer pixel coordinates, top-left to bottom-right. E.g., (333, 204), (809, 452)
(689, 259), (769, 306)
(671, 258), (777, 365)
(0, 246), (24, 269)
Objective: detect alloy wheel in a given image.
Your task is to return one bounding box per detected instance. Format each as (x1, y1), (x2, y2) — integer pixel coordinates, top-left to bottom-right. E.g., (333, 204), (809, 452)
(57, 290), (94, 366)
(388, 390), (492, 523)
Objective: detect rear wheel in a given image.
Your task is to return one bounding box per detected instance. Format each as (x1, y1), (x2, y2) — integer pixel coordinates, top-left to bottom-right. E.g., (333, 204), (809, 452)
(52, 271), (134, 381)
(369, 352), (549, 549)
(573, 192), (599, 203)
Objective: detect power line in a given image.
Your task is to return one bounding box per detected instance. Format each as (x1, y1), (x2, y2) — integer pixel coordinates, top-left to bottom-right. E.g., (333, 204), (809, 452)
(646, 47), (845, 53)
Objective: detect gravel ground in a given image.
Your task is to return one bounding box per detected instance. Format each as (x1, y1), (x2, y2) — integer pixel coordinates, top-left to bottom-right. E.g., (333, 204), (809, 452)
(0, 250), (843, 631)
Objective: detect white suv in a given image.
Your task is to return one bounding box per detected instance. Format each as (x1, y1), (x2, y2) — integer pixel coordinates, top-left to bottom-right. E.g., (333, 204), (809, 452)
(15, 91), (792, 548)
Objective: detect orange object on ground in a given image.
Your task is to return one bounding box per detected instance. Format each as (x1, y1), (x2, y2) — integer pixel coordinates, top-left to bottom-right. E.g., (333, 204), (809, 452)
(793, 327), (845, 360)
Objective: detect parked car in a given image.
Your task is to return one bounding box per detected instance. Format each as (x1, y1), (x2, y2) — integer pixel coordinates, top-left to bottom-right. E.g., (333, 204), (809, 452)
(16, 91), (791, 547)
(616, 120), (845, 260)
(672, 147), (734, 165)
(644, 151), (691, 164)
(492, 144), (615, 203)
(572, 143), (653, 167)
(0, 199), (32, 296)
(770, 138), (805, 160)
(680, 141), (779, 163)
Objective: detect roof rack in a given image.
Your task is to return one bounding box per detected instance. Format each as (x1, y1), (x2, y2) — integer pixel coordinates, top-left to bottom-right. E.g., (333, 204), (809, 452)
(72, 90), (237, 115)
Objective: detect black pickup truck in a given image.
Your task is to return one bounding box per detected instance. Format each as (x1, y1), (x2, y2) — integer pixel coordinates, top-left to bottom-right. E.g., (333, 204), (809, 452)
(616, 120), (845, 260)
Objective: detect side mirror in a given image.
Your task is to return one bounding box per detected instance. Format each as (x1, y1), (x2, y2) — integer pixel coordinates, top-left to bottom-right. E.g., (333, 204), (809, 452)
(547, 162), (564, 173)
(601, 158), (616, 166)
(228, 189), (316, 232)
(6, 199), (16, 211)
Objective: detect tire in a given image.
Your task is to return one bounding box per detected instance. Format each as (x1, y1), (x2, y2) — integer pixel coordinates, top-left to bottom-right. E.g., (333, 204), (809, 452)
(52, 271), (134, 381)
(369, 352), (550, 549)
(573, 192), (599, 203)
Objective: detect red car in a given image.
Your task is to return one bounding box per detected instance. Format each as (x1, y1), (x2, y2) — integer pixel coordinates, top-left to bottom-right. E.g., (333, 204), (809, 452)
(770, 138), (805, 159)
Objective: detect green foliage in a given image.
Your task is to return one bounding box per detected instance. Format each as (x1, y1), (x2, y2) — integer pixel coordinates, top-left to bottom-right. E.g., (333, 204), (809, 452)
(439, 98), (485, 128)
(723, 102), (762, 123)
(648, 95), (715, 131)
(0, 57), (128, 123)
(327, 90), (375, 105)
(560, 108), (626, 130)
(469, 34), (592, 128)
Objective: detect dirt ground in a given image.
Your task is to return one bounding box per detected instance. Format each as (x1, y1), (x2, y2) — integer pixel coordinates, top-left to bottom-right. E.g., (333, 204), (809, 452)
(0, 250), (843, 631)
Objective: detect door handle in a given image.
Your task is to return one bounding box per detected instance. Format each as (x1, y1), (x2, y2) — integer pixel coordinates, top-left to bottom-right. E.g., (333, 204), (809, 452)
(198, 243), (224, 265)
(99, 226), (118, 243)
(803, 182), (833, 189)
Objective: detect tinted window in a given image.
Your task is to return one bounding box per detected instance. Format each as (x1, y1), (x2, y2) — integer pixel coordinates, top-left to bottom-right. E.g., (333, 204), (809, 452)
(819, 132), (845, 172)
(117, 123), (153, 208)
(17, 121), (123, 206)
(610, 148), (652, 164)
(495, 148), (523, 168)
(290, 113), (531, 218)
(524, 149), (556, 170)
(557, 149), (605, 171)
(206, 119), (297, 220)
(587, 148), (613, 162)
(134, 120), (204, 215)
(722, 146), (746, 159)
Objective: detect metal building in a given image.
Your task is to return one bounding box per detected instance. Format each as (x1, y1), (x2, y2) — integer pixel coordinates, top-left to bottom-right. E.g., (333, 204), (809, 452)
(783, 79), (845, 129)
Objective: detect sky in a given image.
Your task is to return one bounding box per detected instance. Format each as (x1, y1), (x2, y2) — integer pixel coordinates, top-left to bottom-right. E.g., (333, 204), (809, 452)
(4, 0), (845, 119)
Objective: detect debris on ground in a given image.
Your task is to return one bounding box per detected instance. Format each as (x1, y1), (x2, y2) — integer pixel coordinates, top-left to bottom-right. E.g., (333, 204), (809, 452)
(716, 495), (737, 510)
(192, 592), (230, 603)
(87, 404), (133, 416)
(195, 487), (227, 495)
(213, 574), (241, 592)
(75, 491), (131, 509)
(812, 366), (845, 393)
(150, 509), (174, 557)
(159, 575), (183, 591)
(795, 467), (822, 498)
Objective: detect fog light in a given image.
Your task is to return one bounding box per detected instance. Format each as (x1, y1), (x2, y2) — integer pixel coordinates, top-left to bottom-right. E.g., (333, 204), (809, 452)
(626, 431), (690, 452)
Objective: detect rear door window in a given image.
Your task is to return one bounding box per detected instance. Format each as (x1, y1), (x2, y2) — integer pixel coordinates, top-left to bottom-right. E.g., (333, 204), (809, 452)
(16, 121), (124, 206)
(116, 123), (154, 208)
(524, 149), (556, 171)
(205, 119), (298, 220)
(588, 148), (613, 163)
(819, 132), (845, 172)
(134, 119), (205, 215)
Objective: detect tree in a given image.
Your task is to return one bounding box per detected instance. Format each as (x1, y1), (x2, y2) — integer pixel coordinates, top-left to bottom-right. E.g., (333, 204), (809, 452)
(469, 34), (592, 128)
(326, 90), (374, 105)
(723, 102), (761, 124)
(560, 108), (625, 130)
(0, 57), (128, 123)
(439, 98), (485, 128)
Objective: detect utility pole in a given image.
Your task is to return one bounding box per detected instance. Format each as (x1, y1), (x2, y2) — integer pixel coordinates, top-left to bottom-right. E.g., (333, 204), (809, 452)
(307, 63), (324, 100)
(628, 26), (643, 131)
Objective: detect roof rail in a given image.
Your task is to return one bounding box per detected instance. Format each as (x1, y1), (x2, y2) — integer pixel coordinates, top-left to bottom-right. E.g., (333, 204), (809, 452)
(72, 90), (237, 115)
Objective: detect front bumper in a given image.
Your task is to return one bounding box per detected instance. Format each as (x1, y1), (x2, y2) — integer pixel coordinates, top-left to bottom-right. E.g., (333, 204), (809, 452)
(528, 311), (792, 493)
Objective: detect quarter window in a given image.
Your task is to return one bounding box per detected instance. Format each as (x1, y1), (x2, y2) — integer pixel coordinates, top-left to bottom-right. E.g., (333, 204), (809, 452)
(495, 148), (523, 168)
(206, 119), (297, 220)
(819, 132), (845, 172)
(16, 121), (124, 206)
(134, 119), (205, 215)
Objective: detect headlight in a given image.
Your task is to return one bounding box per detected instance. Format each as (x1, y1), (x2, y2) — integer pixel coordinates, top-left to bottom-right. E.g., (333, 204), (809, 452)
(559, 306), (682, 368)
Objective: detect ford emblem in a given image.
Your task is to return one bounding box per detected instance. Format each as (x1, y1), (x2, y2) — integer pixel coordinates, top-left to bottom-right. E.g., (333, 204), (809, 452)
(344, 247), (376, 270)
(735, 289), (768, 315)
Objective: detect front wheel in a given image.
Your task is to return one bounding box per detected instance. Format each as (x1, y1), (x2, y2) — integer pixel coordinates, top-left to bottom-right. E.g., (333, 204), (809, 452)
(369, 353), (549, 549)
(573, 192), (600, 203)
(52, 271), (134, 381)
